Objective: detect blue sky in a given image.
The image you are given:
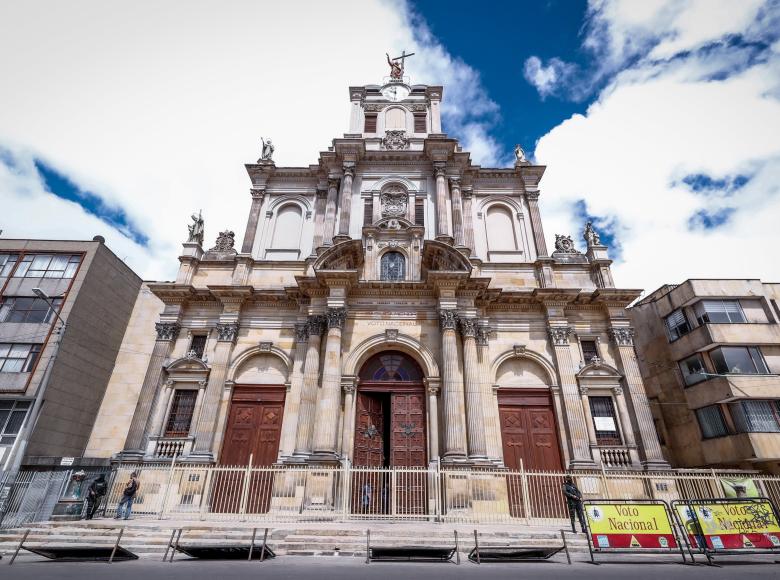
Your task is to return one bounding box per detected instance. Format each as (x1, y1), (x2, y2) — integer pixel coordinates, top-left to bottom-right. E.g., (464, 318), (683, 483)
(1, 0), (779, 290)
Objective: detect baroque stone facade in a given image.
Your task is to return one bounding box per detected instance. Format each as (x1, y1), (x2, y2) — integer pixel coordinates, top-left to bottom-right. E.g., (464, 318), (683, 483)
(87, 75), (667, 473)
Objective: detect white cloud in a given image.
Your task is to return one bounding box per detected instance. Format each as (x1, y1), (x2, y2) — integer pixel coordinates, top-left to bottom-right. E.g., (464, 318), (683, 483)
(532, 0), (780, 292)
(523, 56), (578, 100)
(0, 0), (501, 279)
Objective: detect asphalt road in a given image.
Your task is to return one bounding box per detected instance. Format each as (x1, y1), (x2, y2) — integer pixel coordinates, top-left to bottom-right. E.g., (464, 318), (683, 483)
(3, 555), (780, 579)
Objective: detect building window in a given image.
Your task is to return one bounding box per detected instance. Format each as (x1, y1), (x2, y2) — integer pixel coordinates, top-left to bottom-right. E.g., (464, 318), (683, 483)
(589, 396), (622, 445)
(710, 346), (769, 375)
(380, 252), (405, 281)
(0, 253), (19, 277)
(694, 300), (746, 325)
(414, 113), (427, 133)
(0, 400), (31, 445)
(165, 390), (198, 437)
(0, 344), (42, 372)
(13, 254), (81, 279)
(695, 405), (729, 438)
(679, 353), (707, 386)
(189, 335), (207, 359)
(485, 206), (517, 251)
(363, 197), (374, 226)
(581, 340), (600, 364)
(665, 309), (691, 341)
(364, 114), (377, 133)
(385, 107), (406, 130)
(730, 400), (780, 433)
(415, 199), (425, 226)
(270, 204), (303, 250)
(0, 297), (63, 324)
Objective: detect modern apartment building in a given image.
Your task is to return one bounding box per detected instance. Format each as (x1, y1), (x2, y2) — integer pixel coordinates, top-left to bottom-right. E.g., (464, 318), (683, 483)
(631, 279), (780, 474)
(0, 237), (141, 475)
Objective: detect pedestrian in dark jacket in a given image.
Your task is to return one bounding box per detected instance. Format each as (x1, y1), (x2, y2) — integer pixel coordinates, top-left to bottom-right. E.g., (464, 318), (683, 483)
(84, 474), (108, 520)
(115, 472), (139, 520)
(562, 475), (586, 533)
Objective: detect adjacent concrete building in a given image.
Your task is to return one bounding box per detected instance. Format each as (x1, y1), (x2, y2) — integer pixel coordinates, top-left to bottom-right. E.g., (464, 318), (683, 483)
(631, 279), (780, 474)
(0, 237), (142, 474)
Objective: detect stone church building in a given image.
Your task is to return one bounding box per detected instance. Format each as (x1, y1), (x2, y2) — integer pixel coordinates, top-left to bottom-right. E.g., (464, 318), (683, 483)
(85, 73), (668, 476)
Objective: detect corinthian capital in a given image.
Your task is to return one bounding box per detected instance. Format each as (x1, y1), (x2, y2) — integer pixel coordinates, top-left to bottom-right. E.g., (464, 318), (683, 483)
(342, 164), (355, 178)
(439, 309), (458, 331)
(476, 325), (490, 347)
(458, 316), (477, 338)
(215, 322), (240, 343)
(306, 314), (326, 337)
(547, 325), (573, 346)
(433, 163), (447, 178)
(326, 307), (347, 330)
(294, 323), (309, 343)
(609, 327), (635, 346)
(155, 322), (181, 341)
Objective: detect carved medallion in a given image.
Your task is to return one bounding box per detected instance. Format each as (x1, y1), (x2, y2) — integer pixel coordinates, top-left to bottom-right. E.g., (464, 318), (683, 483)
(381, 130), (410, 151)
(380, 186), (408, 217)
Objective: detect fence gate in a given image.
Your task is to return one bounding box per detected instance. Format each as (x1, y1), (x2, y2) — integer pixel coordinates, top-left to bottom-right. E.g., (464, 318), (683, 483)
(0, 470), (69, 529)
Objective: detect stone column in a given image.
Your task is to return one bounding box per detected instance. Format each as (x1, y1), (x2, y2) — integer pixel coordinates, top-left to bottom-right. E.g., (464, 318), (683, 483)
(579, 386), (599, 448)
(292, 315), (325, 458)
(278, 323), (309, 458)
(191, 322), (239, 458)
(240, 188), (265, 253)
(461, 187), (475, 254)
(434, 163), (452, 242)
(460, 317), (488, 461)
(335, 165), (355, 240)
(311, 186), (327, 252)
(449, 177), (465, 248)
(312, 307), (347, 461)
(323, 177), (339, 246)
(341, 381), (356, 459)
(547, 325), (595, 467)
(122, 322), (180, 456)
(477, 325), (501, 461)
(609, 327), (668, 468)
(426, 381), (440, 461)
(439, 310), (467, 460)
(612, 386), (637, 447)
(526, 191), (548, 257)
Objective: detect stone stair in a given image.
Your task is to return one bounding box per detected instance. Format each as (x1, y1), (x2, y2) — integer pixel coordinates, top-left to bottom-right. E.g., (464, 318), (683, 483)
(0, 520), (590, 560)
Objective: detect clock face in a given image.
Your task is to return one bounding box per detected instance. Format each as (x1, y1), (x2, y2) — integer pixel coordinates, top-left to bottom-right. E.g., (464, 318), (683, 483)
(382, 85), (409, 102)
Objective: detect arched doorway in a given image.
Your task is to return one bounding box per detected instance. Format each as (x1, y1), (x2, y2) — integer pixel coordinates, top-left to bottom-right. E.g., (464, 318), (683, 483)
(353, 351), (427, 515)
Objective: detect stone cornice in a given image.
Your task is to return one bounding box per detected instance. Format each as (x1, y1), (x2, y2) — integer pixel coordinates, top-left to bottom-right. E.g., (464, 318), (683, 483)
(147, 284), (198, 305)
(208, 285), (254, 304)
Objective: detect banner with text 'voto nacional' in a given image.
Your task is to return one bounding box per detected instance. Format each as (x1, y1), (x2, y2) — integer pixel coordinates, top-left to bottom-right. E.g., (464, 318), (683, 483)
(585, 503), (678, 550)
(675, 501), (780, 551)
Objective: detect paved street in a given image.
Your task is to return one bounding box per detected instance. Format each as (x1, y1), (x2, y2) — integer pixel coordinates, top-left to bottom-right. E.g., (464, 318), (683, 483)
(3, 555), (780, 579)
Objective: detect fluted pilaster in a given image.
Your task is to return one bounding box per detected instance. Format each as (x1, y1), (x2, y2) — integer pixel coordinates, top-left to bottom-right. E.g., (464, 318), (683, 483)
(241, 188), (265, 253)
(292, 315), (325, 458)
(434, 164), (452, 242)
(336, 165), (355, 239)
(440, 309), (467, 459)
(460, 316), (487, 460)
(450, 177), (465, 247)
(279, 323), (309, 458)
(323, 177), (339, 246)
(312, 308), (347, 460)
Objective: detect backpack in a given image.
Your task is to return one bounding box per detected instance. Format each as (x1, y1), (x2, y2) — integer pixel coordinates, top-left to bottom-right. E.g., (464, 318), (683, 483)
(93, 480), (108, 496)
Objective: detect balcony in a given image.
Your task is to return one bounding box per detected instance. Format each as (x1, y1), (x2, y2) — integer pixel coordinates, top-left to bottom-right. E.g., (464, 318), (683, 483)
(591, 445), (640, 469)
(146, 436), (194, 459)
(702, 432), (780, 465)
(685, 374), (780, 408)
(669, 323), (780, 360)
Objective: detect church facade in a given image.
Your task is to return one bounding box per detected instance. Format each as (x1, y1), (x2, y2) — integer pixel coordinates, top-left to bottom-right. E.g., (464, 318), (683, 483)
(87, 73), (668, 475)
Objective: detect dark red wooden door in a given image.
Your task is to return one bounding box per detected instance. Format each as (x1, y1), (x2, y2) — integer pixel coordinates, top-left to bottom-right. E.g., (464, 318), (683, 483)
(390, 393), (426, 467)
(354, 392), (386, 467)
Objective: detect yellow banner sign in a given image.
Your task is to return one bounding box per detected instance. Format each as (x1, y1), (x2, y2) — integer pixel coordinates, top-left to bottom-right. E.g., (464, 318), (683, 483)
(676, 501), (780, 550)
(585, 503), (677, 549)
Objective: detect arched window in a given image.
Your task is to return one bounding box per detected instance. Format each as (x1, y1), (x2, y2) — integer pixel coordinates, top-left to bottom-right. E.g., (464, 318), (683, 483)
(271, 204), (303, 249)
(385, 107), (407, 130)
(486, 205), (517, 251)
(359, 351), (423, 381)
(380, 252), (405, 281)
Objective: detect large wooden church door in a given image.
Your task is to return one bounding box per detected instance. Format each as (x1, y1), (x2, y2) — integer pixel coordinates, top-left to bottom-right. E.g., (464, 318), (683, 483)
(498, 389), (563, 518)
(219, 386), (285, 513)
(352, 351), (427, 515)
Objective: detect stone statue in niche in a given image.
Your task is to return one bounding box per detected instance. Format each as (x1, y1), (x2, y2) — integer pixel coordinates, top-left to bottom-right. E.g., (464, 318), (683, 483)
(380, 186), (407, 217)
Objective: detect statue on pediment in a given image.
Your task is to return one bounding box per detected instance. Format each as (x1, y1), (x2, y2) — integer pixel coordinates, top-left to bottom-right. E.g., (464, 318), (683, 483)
(583, 221), (602, 247)
(187, 210), (204, 245)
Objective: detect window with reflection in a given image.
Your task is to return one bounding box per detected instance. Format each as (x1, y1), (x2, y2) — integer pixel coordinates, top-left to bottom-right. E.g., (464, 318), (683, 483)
(359, 351), (423, 382)
(380, 252), (405, 281)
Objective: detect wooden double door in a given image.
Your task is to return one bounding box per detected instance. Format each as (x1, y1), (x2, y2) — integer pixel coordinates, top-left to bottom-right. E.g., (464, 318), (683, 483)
(352, 386), (427, 515)
(498, 389), (563, 518)
(218, 385), (285, 513)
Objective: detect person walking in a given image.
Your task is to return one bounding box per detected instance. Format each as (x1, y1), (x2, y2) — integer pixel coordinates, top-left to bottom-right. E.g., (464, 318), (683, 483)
(84, 474), (108, 520)
(115, 471), (139, 520)
(562, 475), (586, 533)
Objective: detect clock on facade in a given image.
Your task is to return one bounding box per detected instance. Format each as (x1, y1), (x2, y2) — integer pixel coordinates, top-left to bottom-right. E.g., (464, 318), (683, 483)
(381, 84), (410, 102)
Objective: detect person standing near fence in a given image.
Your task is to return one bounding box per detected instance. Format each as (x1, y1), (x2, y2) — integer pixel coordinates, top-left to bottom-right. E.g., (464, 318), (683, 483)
(84, 474), (108, 520)
(562, 475), (586, 533)
(115, 471), (140, 520)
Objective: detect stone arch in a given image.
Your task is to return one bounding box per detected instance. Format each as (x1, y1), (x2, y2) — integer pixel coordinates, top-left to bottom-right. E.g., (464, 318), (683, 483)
(576, 360), (622, 379)
(491, 348), (558, 387)
(477, 195), (522, 214)
(165, 356), (210, 372)
(227, 345), (292, 383)
(312, 239), (364, 271)
(266, 195), (312, 213)
(371, 176), (419, 194)
(343, 332), (440, 380)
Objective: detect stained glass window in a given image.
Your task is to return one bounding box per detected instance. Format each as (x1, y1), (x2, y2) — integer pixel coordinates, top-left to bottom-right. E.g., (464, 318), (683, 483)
(380, 252), (405, 281)
(359, 351), (423, 381)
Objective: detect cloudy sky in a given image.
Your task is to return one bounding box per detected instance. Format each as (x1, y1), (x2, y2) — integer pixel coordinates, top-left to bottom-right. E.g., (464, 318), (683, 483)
(1, 0), (779, 295)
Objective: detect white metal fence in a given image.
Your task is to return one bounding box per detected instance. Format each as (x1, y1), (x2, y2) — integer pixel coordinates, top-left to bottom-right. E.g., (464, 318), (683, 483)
(95, 462), (780, 526)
